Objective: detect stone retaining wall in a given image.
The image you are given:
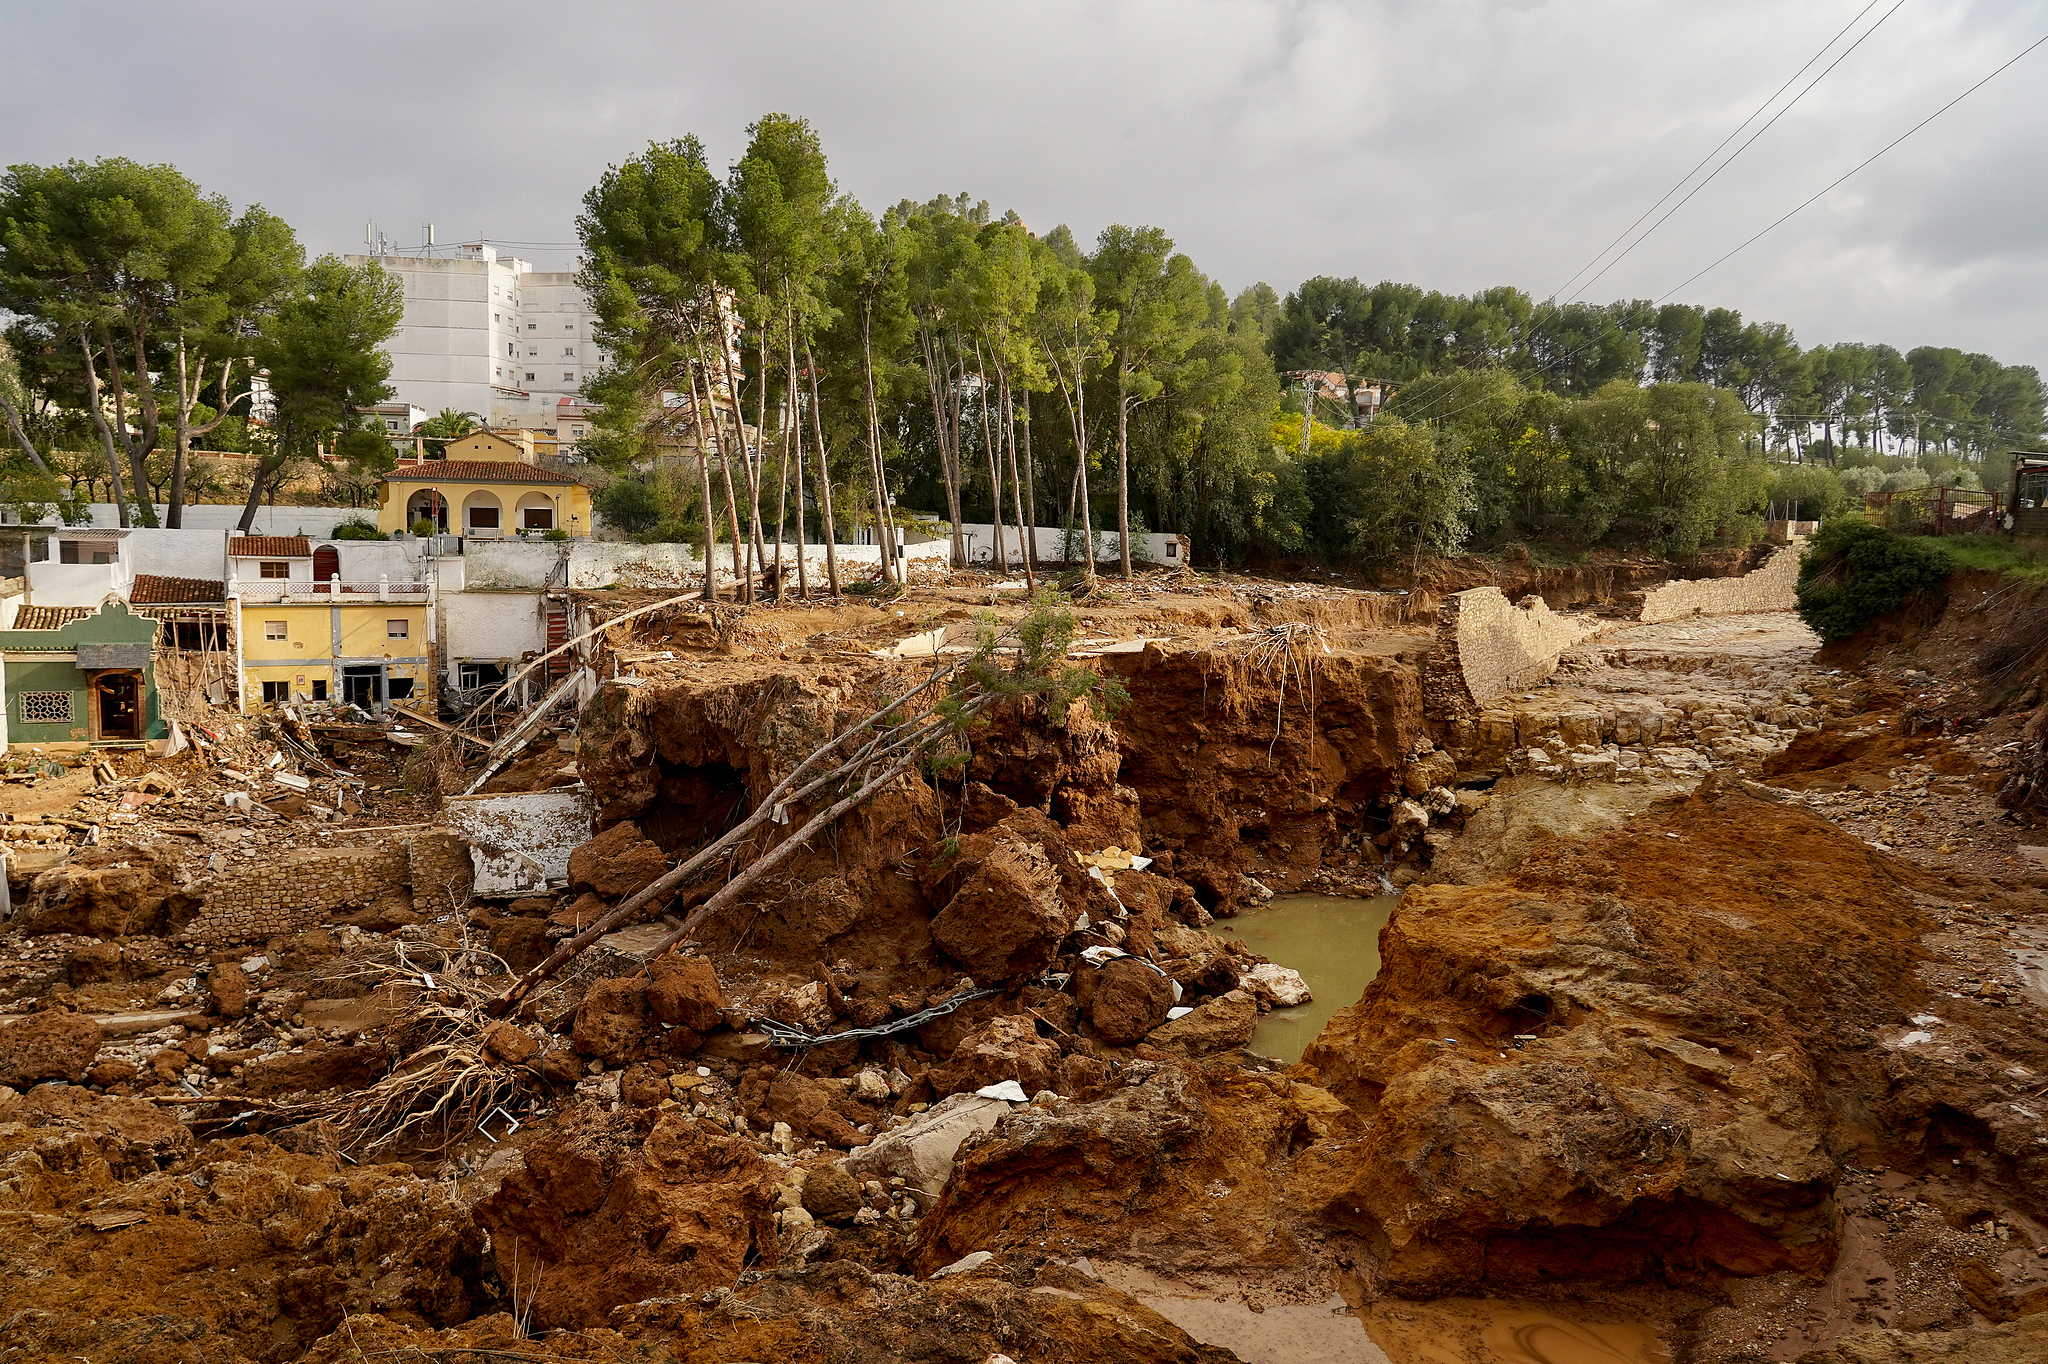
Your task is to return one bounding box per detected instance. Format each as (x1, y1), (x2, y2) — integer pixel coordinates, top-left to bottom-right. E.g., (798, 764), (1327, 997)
(1423, 589), (1605, 716)
(1634, 543), (1800, 624)
(180, 844), (412, 944)
(1426, 544), (1804, 716)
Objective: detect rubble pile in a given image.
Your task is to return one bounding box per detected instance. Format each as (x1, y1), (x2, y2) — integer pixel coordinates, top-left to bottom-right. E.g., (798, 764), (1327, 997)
(0, 563), (2044, 1362)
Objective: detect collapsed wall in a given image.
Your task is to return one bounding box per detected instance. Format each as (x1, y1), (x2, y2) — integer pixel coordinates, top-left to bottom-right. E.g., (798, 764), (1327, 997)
(1422, 588), (1604, 716)
(1634, 542), (1800, 623)
(1427, 544), (1805, 716)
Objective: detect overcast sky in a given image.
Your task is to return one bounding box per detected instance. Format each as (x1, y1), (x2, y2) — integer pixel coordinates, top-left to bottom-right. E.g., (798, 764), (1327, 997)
(5, 0), (2045, 373)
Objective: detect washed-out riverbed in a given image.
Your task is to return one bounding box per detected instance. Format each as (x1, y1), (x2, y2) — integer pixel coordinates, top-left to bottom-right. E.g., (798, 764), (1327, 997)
(1219, 892), (1398, 1063)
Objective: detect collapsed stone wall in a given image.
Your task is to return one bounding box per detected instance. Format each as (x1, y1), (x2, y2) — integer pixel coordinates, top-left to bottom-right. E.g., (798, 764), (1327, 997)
(1423, 588), (1604, 716)
(180, 844), (412, 944)
(1634, 543), (1800, 623)
(1427, 546), (1805, 717)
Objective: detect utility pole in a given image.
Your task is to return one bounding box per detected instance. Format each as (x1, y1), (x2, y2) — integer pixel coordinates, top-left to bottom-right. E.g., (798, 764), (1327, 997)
(1299, 373), (1316, 460)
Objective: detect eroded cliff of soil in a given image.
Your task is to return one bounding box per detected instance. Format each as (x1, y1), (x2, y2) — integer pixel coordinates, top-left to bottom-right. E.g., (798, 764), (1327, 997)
(2, 563), (2045, 1364)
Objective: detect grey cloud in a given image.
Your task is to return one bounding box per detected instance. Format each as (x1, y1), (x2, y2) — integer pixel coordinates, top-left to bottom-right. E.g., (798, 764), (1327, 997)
(2, 0), (2042, 369)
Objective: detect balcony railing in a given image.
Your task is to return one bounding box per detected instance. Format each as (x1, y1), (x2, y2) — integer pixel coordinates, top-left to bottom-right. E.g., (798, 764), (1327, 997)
(229, 578), (430, 603)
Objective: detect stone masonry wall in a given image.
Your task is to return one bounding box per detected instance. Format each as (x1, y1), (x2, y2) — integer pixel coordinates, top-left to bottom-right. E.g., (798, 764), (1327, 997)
(1634, 543), (1800, 624)
(1426, 546), (1806, 718)
(409, 830), (476, 919)
(180, 844), (412, 944)
(1424, 588), (1605, 716)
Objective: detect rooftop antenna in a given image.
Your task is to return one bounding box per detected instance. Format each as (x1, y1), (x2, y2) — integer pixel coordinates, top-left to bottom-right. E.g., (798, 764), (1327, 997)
(363, 220), (391, 257)
(422, 223), (437, 255)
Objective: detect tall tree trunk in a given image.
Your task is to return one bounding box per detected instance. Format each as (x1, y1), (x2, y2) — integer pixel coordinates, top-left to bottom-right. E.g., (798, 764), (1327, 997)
(688, 354), (746, 593)
(973, 339), (1005, 572)
(802, 339), (840, 595)
(859, 307), (897, 584)
(1114, 362), (1132, 578)
(1000, 369), (1032, 590)
(918, 327), (967, 567)
(707, 299), (767, 594)
(77, 329), (133, 527)
(1020, 388), (1038, 580)
(107, 326), (161, 527)
(788, 319), (810, 599)
(0, 390), (55, 479)
(765, 324), (787, 600)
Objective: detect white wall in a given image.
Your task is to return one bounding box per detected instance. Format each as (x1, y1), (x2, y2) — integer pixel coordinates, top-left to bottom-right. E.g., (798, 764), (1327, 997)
(952, 523), (1188, 568)
(125, 529), (231, 582)
(44, 505), (369, 536)
(444, 590), (547, 661)
(26, 561), (131, 607)
(462, 537), (945, 591)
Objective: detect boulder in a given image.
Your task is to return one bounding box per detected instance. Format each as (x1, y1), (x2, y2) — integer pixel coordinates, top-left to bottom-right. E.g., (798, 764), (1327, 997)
(800, 1162), (863, 1222)
(1079, 957), (1175, 1046)
(0, 1010), (103, 1087)
(489, 916), (550, 972)
(844, 1091), (1015, 1199)
(20, 845), (198, 938)
(473, 1105), (777, 1330)
(483, 1020), (539, 1065)
(1402, 750), (1458, 795)
(206, 964), (248, 1019)
(1242, 962), (1311, 1007)
(929, 832), (1072, 983)
(567, 821), (669, 898)
(927, 1014), (1060, 1099)
(572, 977), (653, 1063)
(647, 955), (727, 1032)
(1148, 989), (1258, 1057)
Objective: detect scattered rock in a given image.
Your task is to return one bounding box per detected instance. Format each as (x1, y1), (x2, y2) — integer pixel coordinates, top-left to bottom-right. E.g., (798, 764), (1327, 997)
(801, 1163), (863, 1222)
(567, 821), (669, 898)
(571, 977), (652, 1063)
(1242, 962), (1312, 1007)
(928, 1015), (1059, 1098)
(930, 831), (1073, 983)
(1079, 957), (1174, 1046)
(647, 954), (727, 1031)
(1147, 989), (1257, 1056)
(0, 1009), (103, 1087)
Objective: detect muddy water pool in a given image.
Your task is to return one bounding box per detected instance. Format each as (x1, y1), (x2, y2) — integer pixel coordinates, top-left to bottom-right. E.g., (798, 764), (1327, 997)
(1218, 893), (1398, 1062)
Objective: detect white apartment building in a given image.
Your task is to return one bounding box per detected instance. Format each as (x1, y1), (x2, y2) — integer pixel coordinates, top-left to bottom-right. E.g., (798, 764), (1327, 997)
(343, 243), (603, 432)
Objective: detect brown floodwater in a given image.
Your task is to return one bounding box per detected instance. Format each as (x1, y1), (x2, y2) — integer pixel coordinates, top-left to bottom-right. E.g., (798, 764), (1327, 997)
(1218, 892), (1398, 1062)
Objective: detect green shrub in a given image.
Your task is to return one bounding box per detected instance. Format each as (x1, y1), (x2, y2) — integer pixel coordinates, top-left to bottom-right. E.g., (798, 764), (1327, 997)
(1795, 521), (1953, 641)
(543, 527), (569, 542)
(330, 515), (388, 541)
(410, 518), (438, 537)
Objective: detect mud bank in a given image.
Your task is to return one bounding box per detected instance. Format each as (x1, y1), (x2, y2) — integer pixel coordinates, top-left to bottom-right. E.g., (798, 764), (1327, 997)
(2, 564), (2045, 1364)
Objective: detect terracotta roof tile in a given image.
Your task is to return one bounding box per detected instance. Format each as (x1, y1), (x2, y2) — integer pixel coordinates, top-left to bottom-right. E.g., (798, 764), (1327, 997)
(10, 605), (91, 631)
(383, 460), (582, 485)
(131, 574), (226, 605)
(229, 536), (311, 557)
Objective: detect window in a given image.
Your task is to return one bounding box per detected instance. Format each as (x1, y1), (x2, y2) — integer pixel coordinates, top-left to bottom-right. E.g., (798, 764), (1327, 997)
(261, 680), (291, 704)
(562, 347), (575, 357)
(522, 505), (554, 530)
(469, 506), (500, 530)
(527, 322), (537, 330)
(264, 620), (287, 640)
(526, 372), (536, 381)
(259, 561), (289, 579)
(387, 619), (409, 638)
(459, 662), (507, 690)
(19, 691), (72, 724)
(493, 312), (500, 321)
(1166, 541), (1178, 559)
(311, 680), (327, 701)
(562, 371), (574, 381)
(387, 677), (415, 700)
(572, 427), (584, 437)
(506, 343), (514, 356)
(58, 541), (113, 565)
(564, 322), (574, 330)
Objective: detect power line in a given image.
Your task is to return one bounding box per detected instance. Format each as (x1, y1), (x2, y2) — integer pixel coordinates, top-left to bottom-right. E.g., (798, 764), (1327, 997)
(1658, 27), (2048, 301)
(1550, 0), (1887, 301)
(1396, 24), (2045, 435)
(1561, 0), (1909, 304)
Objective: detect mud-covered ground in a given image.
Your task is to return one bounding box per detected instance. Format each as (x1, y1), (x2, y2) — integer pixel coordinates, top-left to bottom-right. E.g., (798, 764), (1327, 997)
(2, 561), (2046, 1364)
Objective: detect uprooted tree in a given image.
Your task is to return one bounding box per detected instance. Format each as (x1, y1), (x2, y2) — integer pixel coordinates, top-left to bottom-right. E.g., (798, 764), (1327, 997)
(490, 584), (1120, 1018)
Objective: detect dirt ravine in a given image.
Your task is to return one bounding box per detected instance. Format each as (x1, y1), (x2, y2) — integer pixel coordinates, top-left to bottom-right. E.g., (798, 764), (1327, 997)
(1, 563), (2044, 1364)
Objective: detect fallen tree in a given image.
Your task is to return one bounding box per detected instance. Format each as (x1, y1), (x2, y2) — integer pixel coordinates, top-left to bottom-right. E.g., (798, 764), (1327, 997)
(489, 588), (1122, 1017)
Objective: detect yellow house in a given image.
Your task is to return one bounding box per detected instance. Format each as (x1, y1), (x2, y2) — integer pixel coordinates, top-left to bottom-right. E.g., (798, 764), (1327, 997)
(377, 430), (592, 539)
(238, 595), (433, 711)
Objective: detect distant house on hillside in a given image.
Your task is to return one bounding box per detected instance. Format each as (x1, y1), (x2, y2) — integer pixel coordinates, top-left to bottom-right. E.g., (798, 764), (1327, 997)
(377, 430), (590, 540)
